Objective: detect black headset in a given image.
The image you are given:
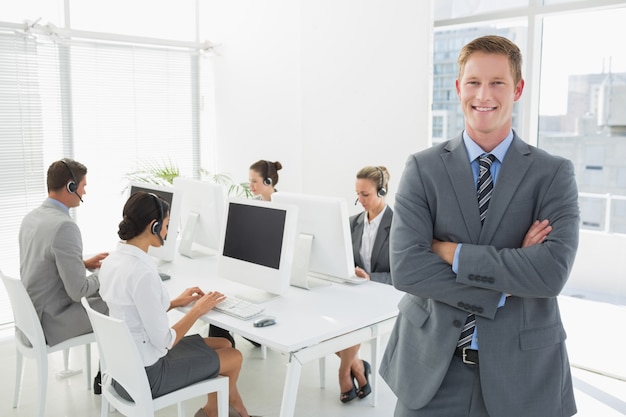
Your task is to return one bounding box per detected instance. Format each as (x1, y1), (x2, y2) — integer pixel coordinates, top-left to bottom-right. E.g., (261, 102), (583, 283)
(263, 160), (273, 186)
(60, 159), (83, 202)
(148, 193), (165, 245)
(376, 167), (387, 198)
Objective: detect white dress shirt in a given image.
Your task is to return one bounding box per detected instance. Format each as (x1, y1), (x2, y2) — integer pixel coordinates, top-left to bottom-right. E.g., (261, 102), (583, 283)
(359, 205), (388, 273)
(99, 242), (176, 367)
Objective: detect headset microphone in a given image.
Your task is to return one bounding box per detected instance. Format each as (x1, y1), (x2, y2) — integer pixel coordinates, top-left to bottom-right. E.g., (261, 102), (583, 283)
(355, 197), (359, 206)
(60, 159), (83, 203)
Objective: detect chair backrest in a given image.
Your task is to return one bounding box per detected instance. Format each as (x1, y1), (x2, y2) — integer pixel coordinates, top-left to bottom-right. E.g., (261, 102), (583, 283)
(0, 271), (47, 350)
(81, 297), (154, 414)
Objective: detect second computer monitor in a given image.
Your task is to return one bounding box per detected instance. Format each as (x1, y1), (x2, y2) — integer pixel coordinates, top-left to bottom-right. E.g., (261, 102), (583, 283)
(174, 177), (226, 258)
(216, 198), (298, 302)
(271, 192), (355, 285)
(128, 181), (182, 262)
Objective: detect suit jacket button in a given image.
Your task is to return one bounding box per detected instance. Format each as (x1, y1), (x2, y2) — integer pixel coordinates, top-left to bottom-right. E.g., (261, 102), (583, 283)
(453, 320), (462, 328)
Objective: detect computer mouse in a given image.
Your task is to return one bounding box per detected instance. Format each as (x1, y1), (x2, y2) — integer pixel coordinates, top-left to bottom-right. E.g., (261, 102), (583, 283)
(253, 316), (276, 327)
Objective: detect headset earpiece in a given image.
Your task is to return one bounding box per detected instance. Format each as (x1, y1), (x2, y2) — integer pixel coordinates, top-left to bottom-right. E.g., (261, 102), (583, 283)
(60, 159), (83, 203)
(149, 193), (165, 246)
(66, 181), (77, 193)
(263, 160), (273, 186)
(376, 167), (387, 198)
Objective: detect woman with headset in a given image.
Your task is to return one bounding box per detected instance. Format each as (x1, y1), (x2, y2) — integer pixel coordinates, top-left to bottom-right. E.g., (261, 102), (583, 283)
(337, 166), (393, 403)
(208, 159), (284, 348)
(98, 191), (256, 417)
(248, 160), (282, 201)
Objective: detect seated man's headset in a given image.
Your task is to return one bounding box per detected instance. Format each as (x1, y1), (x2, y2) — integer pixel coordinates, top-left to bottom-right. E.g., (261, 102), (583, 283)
(263, 160), (273, 186)
(149, 193), (165, 246)
(60, 159), (83, 203)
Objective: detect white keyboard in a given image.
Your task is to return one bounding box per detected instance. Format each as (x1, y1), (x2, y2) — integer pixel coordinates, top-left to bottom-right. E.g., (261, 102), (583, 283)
(308, 272), (368, 285)
(214, 296), (265, 320)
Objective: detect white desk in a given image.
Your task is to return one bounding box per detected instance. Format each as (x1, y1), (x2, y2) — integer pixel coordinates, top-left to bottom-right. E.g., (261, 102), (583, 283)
(160, 253), (403, 417)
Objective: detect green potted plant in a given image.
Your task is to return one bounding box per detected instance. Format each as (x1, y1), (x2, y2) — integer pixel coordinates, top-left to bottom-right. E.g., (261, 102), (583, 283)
(123, 159), (252, 198)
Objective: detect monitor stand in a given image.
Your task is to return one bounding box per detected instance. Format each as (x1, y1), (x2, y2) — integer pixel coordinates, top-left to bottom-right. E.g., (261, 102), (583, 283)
(290, 233), (331, 290)
(178, 212), (217, 258)
(235, 288), (279, 304)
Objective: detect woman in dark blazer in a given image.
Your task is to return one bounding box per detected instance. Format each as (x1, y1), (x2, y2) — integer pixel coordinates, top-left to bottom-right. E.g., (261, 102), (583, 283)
(337, 166), (393, 403)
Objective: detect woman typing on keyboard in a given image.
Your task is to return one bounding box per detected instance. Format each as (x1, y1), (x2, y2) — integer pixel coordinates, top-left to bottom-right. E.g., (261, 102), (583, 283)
(99, 191), (257, 417)
(336, 166), (394, 404)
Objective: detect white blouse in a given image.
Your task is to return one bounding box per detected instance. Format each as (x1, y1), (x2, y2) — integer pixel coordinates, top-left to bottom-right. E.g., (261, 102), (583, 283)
(99, 242), (176, 367)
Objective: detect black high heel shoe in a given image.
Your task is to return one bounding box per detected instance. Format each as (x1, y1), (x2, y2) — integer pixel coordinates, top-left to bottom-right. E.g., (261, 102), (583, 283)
(340, 374), (357, 403)
(357, 360), (372, 399)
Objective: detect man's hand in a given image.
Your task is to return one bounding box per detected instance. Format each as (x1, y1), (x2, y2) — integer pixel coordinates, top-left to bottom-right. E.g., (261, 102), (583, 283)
(431, 240), (458, 266)
(84, 252), (109, 270)
(522, 219), (552, 247)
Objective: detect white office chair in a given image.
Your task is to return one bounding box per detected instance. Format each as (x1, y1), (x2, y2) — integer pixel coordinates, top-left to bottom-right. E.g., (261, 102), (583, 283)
(81, 297), (229, 417)
(0, 271), (94, 417)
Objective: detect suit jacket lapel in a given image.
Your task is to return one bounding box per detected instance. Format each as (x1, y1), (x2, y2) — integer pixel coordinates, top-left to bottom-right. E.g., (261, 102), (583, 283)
(442, 136), (482, 243)
(371, 207), (392, 269)
(352, 212), (365, 265)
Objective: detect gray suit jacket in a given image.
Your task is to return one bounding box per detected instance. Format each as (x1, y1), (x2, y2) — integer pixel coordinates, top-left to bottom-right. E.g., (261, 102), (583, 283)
(350, 207), (393, 284)
(19, 199), (106, 346)
(380, 134), (579, 417)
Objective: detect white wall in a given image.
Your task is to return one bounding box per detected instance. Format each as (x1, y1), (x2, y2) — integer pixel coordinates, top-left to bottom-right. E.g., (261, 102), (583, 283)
(201, 0), (432, 215)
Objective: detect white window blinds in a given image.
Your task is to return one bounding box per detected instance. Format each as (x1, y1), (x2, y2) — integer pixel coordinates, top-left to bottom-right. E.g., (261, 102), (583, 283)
(0, 28), (208, 325)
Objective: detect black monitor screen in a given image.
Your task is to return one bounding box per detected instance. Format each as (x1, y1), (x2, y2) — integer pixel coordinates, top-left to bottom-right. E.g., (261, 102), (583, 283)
(130, 185), (174, 211)
(222, 202), (286, 269)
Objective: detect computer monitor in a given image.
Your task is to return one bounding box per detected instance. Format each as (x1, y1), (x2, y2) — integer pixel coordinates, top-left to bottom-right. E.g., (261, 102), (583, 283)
(216, 198), (298, 303)
(128, 182), (182, 262)
(271, 192), (355, 288)
(174, 177), (226, 258)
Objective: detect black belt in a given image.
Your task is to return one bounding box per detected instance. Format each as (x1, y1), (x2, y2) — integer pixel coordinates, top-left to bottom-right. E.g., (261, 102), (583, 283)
(454, 347), (479, 365)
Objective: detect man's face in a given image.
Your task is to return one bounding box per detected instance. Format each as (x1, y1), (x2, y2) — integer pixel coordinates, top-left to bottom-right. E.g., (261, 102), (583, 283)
(456, 52), (524, 143)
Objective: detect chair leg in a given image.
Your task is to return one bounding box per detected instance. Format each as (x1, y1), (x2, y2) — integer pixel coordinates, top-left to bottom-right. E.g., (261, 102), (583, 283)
(217, 383), (229, 417)
(36, 353), (48, 417)
(100, 393), (110, 417)
(13, 349), (23, 408)
(85, 343), (92, 390)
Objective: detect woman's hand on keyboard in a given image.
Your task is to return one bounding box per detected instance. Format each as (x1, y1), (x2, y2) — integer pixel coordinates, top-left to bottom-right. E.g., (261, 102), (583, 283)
(191, 291), (227, 315)
(169, 286), (206, 310)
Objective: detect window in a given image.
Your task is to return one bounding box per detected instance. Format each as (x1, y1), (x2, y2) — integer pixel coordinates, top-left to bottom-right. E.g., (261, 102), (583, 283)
(433, 1), (626, 235)
(0, 3), (213, 326)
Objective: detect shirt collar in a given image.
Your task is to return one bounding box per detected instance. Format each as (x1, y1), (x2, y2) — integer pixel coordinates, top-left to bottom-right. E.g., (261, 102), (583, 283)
(366, 205), (387, 227)
(462, 130), (514, 163)
(46, 197), (70, 214)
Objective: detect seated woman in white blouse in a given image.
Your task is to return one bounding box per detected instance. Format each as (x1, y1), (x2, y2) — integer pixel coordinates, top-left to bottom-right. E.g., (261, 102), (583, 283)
(98, 191), (256, 417)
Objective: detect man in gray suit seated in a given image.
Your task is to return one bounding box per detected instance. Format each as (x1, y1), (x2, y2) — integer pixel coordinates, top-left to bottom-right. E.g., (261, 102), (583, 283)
(19, 158), (109, 392)
(380, 35), (579, 417)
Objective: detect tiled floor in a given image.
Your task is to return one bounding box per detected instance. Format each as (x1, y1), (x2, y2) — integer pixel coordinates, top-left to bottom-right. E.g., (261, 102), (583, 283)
(0, 296), (625, 417)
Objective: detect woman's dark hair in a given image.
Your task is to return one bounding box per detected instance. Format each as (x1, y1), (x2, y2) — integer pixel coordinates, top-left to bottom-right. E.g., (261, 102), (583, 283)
(117, 191), (170, 240)
(250, 160), (283, 186)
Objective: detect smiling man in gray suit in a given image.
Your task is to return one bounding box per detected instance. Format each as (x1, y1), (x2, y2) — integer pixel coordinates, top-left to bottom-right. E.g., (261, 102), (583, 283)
(380, 36), (579, 417)
(19, 159), (109, 390)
